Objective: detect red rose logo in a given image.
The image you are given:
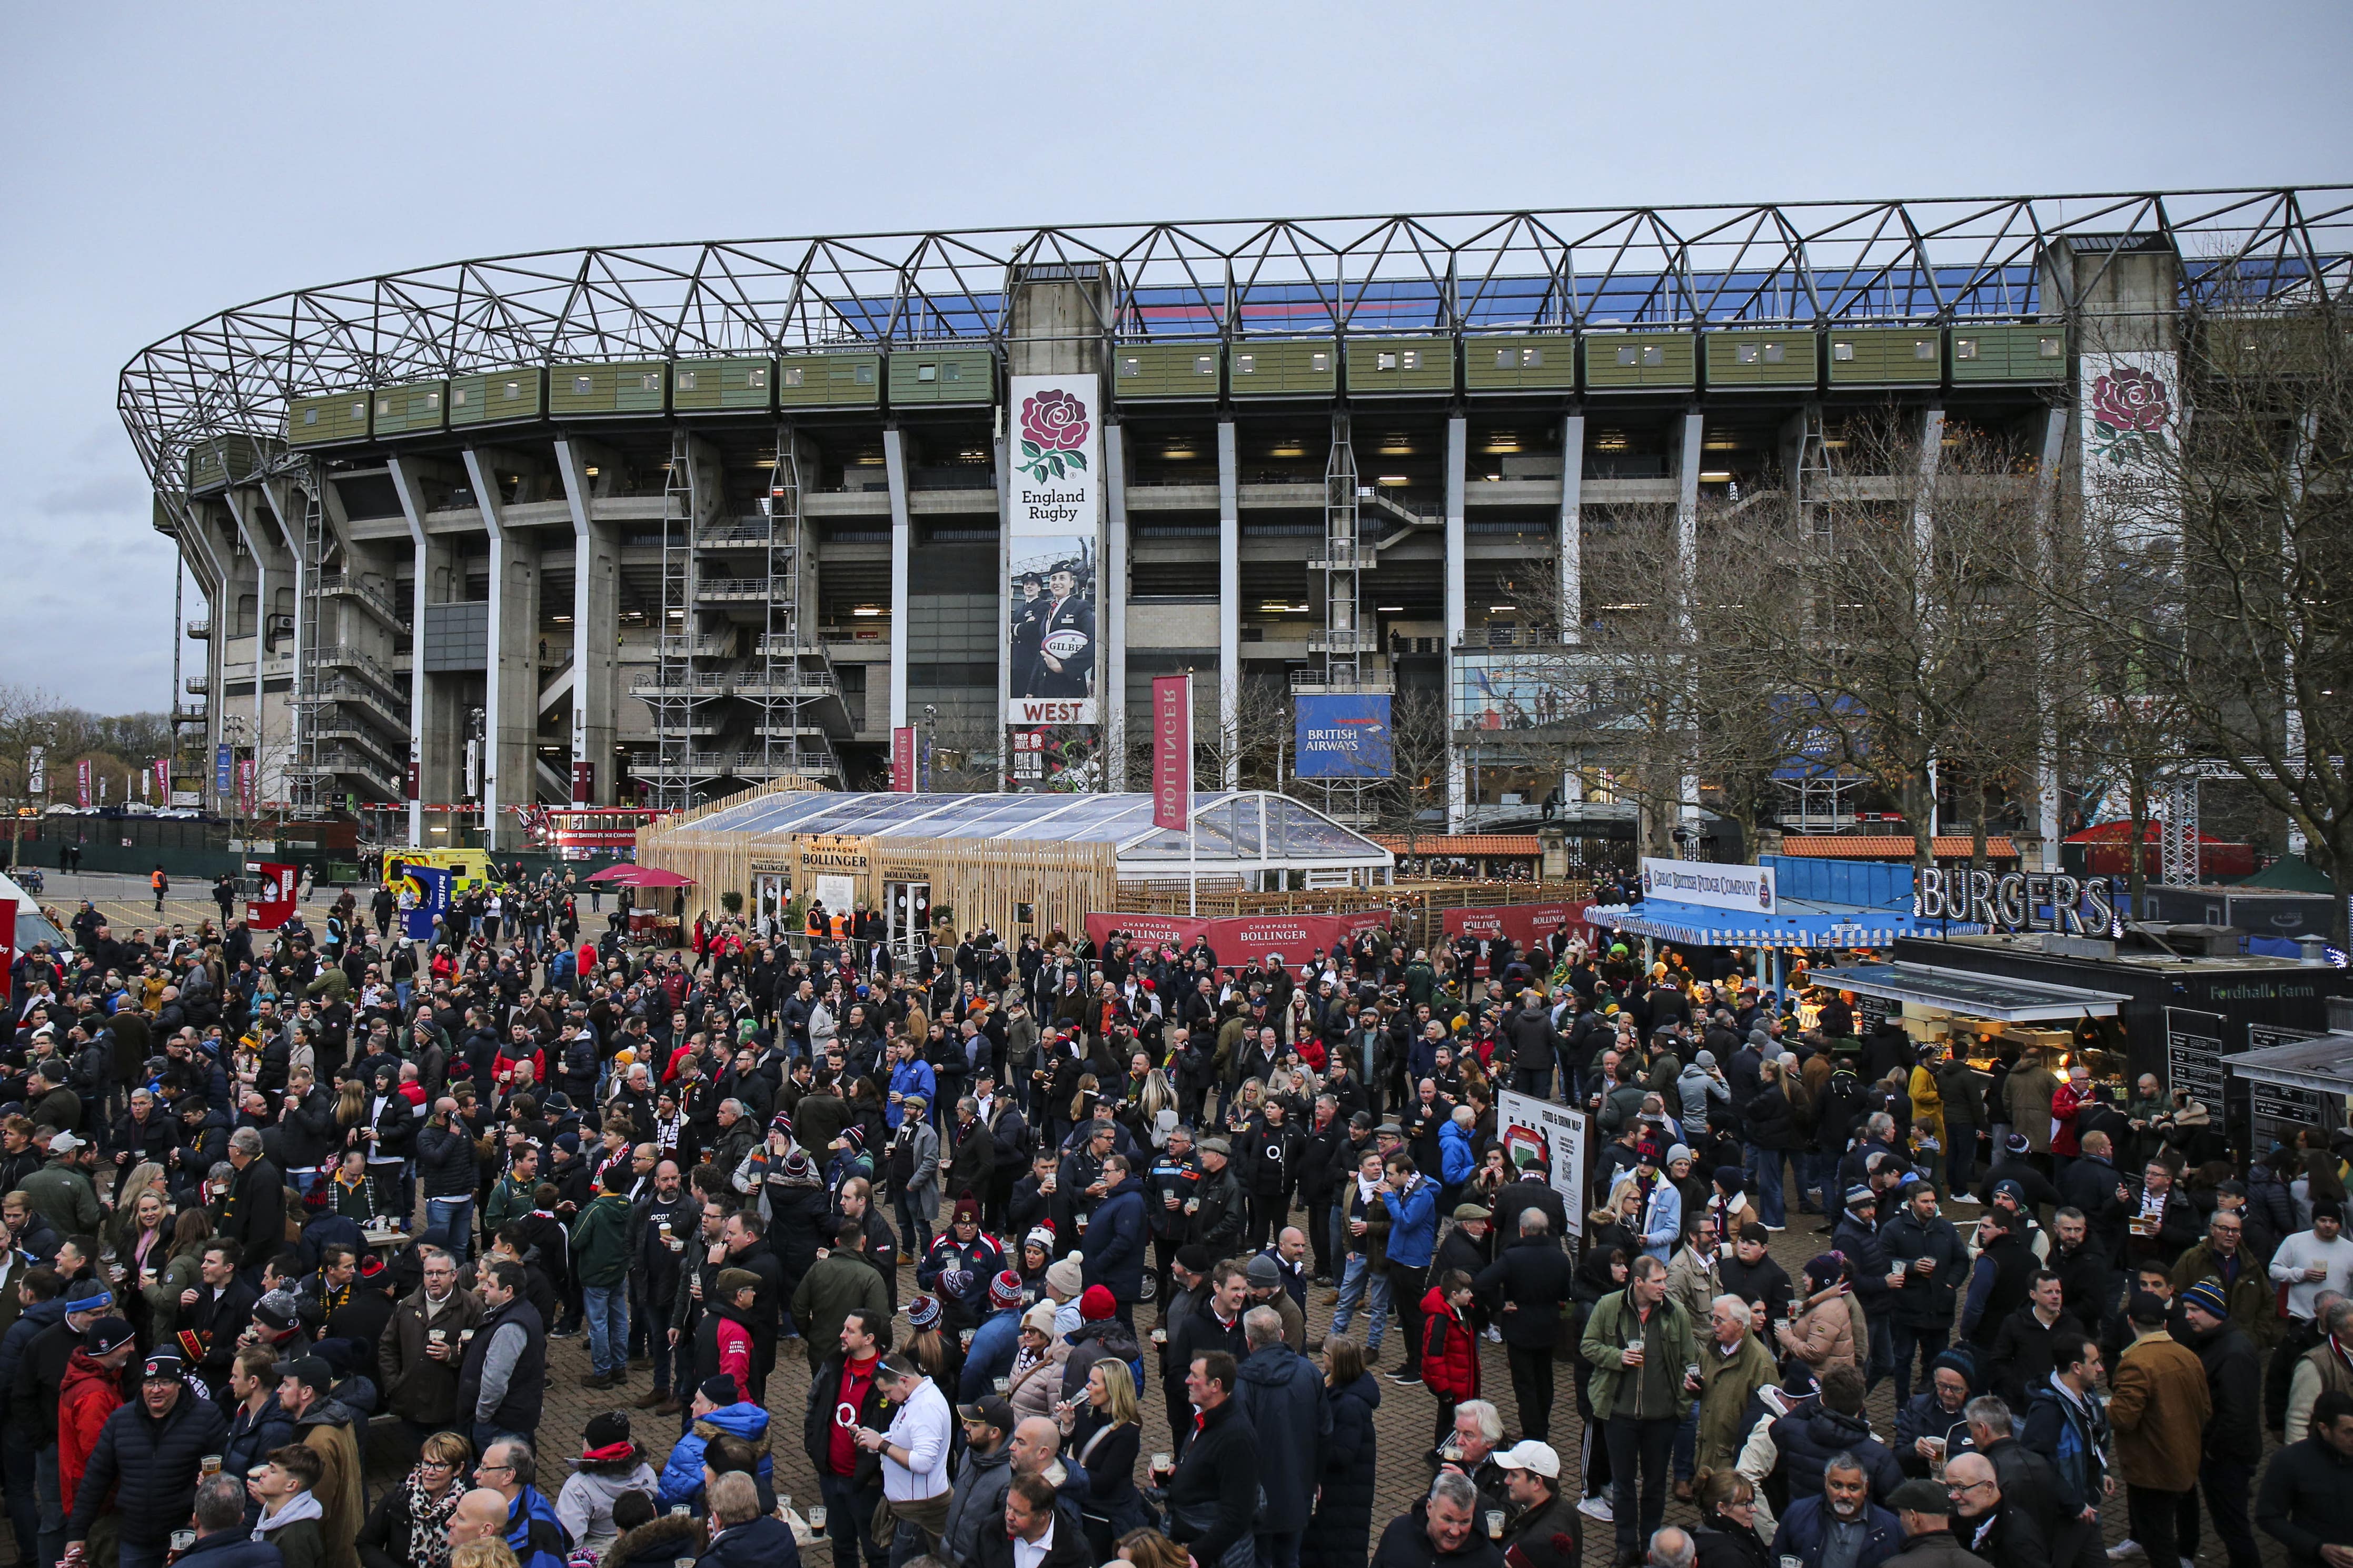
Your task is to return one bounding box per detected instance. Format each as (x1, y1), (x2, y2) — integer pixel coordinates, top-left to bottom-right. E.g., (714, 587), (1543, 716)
(1016, 387), (1092, 481)
(2091, 365), (2170, 435)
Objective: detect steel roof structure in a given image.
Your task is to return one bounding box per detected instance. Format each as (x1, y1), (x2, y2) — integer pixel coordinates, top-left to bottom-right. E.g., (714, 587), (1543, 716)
(120, 187), (2353, 487)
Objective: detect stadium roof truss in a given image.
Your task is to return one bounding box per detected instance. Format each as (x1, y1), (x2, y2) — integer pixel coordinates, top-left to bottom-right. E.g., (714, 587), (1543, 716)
(122, 186), (2353, 487)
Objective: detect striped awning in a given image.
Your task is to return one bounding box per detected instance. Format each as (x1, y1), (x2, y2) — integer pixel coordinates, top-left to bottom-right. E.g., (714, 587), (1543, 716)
(1587, 896), (1974, 950)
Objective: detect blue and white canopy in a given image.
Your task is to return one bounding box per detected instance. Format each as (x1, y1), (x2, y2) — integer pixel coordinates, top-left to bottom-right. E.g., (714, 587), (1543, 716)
(1586, 895), (1975, 950)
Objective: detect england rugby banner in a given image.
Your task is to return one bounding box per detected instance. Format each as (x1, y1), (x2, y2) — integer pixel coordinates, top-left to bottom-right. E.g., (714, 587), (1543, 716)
(1497, 1091), (1590, 1247)
(1007, 374), (1100, 727)
(2079, 351), (2183, 549)
(1151, 675), (1191, 831)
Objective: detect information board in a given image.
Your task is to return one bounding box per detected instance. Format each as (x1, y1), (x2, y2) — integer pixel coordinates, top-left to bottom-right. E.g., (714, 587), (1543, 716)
(2246, 1022), (2330, 1150)
(1497, 1091), (1590, 1249)
(2165, 1007), (2227, 1105)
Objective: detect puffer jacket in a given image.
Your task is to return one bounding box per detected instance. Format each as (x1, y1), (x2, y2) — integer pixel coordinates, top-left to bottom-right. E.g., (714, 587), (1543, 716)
(1780, 1284), (1862, 1374)
(1769, 1402), (1904, 1504)
(65, 1381), (232, 1546)
(662, 1401), (774, 1511)
(1419, 1289), (1481, 1402)
(556, 1461), (662, 1557)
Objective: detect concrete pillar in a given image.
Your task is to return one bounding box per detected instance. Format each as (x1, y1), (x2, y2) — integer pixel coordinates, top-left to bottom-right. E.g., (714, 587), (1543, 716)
(464, 450), (541, 848)
(2033, 398), (2069, 860)
(554, 441), (619, 806)
(173, 501), (230, 802)
(387, 456), (460, 846)
(1217, 420), (1240, 787)
(1444, 417), (1468, 832)
(222, 485), (289, 806)
(884, 428), (912, 733)
(1558, 413), (1586, 804)
(1674, 412), (1705, 855)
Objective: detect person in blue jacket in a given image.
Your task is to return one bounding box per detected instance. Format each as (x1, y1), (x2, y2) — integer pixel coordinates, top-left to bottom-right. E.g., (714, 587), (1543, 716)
(1770, 1452), (1902, 1568)
(957, 1273), (1028, 1400)
(658, 1376), (775, 1513)
(1438, 1109), (1477, 1202)
(1380, 1154), (1439, 1385)
(887, 1042), (937, 1132)
(1080, 1157), (1148, 1322)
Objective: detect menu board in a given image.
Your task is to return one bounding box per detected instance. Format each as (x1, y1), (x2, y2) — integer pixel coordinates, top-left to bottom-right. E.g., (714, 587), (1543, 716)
(2164, 1007), (2227, 1104)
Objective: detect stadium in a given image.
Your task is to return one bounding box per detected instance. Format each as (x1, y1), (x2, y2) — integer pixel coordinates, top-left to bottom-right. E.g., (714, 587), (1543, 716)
(118, 187), (2350, 853)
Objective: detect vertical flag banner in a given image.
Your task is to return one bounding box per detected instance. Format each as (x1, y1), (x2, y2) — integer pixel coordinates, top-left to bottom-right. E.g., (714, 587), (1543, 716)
(76, 759), (92, 808)
(215, 744), (233, 797)
(237, 757), (257, 812)
(891, 727), (917, 792)
(1006, 373), (1101, 727)
(26, 746), (44, 796)
(2079, 350), (2183, 550)
(152, 759), (170, 801)
(1151, 676), (1192, 831)
(0, 902), (14, 1008)
(570, 760), (595, 805)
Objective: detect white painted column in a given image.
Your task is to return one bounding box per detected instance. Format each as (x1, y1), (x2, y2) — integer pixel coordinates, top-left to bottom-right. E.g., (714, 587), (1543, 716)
(1217, 420), (1240, 786)
(1674, 411), (1705, 855)
(464, 450), (539, 848)
(386, 457), (432, 847)
(1444, 416), (1468, 832)
(1558, 413), (1586, 805)
(222, 487), (277, 808)
(554, 440), (619, 806)
(1913, 408), (1947, 839)
(1103, 423), (1129, 790)
(884, 429), (912, 732)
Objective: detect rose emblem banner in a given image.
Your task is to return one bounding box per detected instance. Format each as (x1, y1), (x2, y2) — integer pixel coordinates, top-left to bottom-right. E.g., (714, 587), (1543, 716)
(1007, 373), (1101, 727)
(2079, 349), (2182, 547)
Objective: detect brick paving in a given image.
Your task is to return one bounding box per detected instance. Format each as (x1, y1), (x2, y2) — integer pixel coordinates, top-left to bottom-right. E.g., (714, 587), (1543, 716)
(15, 871), (2305, 1564)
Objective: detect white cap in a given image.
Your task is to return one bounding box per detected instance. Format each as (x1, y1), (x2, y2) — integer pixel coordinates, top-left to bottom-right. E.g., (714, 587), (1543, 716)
(48, 1130), (83, 1153)
(1496, 1439), (1560, 1479)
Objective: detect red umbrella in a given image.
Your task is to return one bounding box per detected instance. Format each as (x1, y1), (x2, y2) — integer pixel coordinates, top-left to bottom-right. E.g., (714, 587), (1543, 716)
(585, 864), (695, 887)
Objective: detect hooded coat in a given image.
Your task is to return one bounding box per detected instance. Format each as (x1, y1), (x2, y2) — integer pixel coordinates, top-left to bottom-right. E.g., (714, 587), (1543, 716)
(295, 1395), (366, 1568)
(1303, 1371), (1381, 1568)
(1235, 1343), (1331, 1534)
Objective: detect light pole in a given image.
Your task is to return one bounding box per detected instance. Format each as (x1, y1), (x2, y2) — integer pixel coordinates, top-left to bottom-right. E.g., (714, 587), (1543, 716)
(922, 703), (936, 793)
(468, 706), (487, 848)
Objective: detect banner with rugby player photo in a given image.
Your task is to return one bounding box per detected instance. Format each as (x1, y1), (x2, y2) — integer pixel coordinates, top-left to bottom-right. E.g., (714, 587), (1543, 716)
(1006, 373), (1101, 727)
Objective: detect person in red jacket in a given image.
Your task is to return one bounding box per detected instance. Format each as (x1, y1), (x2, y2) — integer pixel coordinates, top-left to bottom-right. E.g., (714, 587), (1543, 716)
(58, 1317), (138, 1515)
(1420, 1269), (1482, 1445)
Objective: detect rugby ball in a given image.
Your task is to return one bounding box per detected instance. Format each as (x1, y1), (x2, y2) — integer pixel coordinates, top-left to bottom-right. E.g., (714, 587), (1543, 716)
(1042, 629), (1090, 662)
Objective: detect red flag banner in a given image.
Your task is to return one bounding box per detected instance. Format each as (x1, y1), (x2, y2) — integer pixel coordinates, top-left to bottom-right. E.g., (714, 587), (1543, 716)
(1151, 676), (1192, 832)
(891, 727), (917, 792)
(570, 760), (595, 805)
(76, 759), (92, 809)
(1439, 901), (1597, 973)
(0, 901), (16, 1010)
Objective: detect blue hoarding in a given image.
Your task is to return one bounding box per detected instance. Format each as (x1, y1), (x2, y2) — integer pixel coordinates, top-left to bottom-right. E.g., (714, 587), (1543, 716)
(1295, 694), (1393, 779)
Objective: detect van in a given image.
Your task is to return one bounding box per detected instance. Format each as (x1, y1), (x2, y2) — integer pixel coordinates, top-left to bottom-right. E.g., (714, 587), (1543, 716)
(379, 846), (494, 894)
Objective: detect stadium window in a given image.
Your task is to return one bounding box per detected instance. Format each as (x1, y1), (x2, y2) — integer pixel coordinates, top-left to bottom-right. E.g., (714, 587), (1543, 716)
(1912, 339), (1935, 361)
(1615, 346), (1637, 366)
(2038, 336), (2063, 358)
(640, 372), (661, 392)
(1310, 352), (1329, 372)
(303, 407), (318, 426)
(1832, 342), (1856, 362)
(1119, 357), (1139, 378)
(453, 388), (468, 406)
(944, 363), (961, 382)
(1377, 351), (1397, 372)
(1641, 345), (1663, 367)
(1235, 354), (1255, 374)
(376, 398), (391, 415)
(854, 363), (875, 384)
(782, 366), (805, 387)
(1735, 344), (1760, 365)
(918, 364), (938, 382)
(1495, 348), (1514, 369)
(503, 381), (522, 400)
(425, 391), (440, 408)
(1521, 347), (1542, 367)
(1402, 349), (1421, 370)
(747, 367), (767, 389)
(676, 370), (698, 392)
(1194, 355), (1215, 376)
(351, 401), (366, 419)
(572, 376), (593, 395)
(1954, 338), (1979, 361)
(1764, 343), (1786, 364)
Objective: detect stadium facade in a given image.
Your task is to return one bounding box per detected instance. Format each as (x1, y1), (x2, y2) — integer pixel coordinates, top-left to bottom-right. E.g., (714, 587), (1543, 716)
(120, 189), (2349, 850)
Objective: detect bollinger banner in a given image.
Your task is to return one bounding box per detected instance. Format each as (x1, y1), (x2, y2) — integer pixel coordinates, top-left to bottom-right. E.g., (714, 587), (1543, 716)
(76, 758), (92, 809)
(890, 727), (917, 793)
(1006, 374), (1101, 727)
(1084, 908), (1396, 965)
(1151, 675), (1192, 832)
(1497, 1091), (1590, 1246)
(152, 759), (170, 801)
(1442, 901), (1596, 971)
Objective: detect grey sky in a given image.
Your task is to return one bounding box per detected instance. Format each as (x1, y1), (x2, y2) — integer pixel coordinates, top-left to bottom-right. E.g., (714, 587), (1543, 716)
(3, 0), (2347, 711)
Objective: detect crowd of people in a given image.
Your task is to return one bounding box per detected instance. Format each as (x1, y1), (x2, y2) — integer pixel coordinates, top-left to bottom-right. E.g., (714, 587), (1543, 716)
(6, 873), (2353, 1568)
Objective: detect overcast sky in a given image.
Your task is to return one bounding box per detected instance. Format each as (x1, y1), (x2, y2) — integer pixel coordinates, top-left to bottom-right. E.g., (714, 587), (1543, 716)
(3, 0), (2347, 712)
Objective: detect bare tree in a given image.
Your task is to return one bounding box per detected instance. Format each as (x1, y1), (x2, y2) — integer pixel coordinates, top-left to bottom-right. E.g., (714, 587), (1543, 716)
(2048, 306), (2353, 936)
